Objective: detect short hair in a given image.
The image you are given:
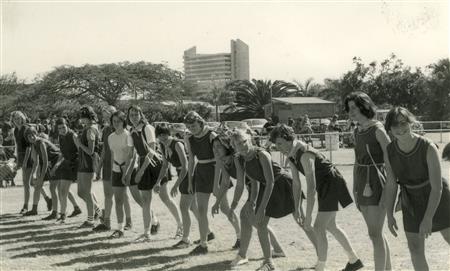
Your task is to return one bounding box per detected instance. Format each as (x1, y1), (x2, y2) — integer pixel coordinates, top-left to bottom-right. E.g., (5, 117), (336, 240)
(384, 107), (416, 132)
(442, 143), (450, 161)
(110, 111), (127, 128)
(55, 118), (68, 127)
(127, 105), (148, 126)
(270, 124), (295, 142)
(183, 111), (205, 128)
(230, 129), (251, 146)
(344, 92), (376, 119)
(79, 106), (98, 122)
(155, 123), (171, 137)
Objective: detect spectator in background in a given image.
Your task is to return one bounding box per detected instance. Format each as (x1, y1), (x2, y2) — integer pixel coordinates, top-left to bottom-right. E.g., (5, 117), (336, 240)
(287, 117), (294, 127)
(262, 117), (274, 135)
(328, 114), (341, 132)
(293, 117), (303, 134)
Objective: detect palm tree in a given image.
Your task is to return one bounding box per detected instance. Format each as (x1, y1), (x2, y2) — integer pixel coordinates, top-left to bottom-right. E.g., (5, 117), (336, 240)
(224, 79), (297, 118)
(294, 77), (321, 97)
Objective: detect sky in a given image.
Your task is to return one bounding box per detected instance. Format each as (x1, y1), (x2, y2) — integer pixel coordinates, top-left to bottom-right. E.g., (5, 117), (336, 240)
(1, 0), (449, 84)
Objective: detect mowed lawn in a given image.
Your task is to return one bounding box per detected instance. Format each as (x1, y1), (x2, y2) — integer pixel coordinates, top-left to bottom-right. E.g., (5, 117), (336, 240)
(1, 146), (449, 271)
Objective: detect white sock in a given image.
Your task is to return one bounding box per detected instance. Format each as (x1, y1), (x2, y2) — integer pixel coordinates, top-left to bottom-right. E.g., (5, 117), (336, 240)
(345, 250), (359, 264)
(117, 222), (124, 231)
(315, 260), (326, 271)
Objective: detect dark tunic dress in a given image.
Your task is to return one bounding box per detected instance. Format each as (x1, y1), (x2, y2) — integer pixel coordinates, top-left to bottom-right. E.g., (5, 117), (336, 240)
(354, 122), (387, 206)
(289, 143), (353, 211)
(387, 136), (450, 233)
(101, 126), (114, 181)
(130, 125), (167, 191)
(239, 148), (294, 218)
(14, 125), (32, 168)
(33, 139), (60, 181)
(77, 126), (100, 173)
(188, 130), (216, 194)
(56, 130), (78, 181)
(161, 139), (190, 194)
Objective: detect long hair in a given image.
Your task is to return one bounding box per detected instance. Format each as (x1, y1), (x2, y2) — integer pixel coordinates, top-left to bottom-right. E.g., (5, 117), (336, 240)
(127, 105), (148, 127)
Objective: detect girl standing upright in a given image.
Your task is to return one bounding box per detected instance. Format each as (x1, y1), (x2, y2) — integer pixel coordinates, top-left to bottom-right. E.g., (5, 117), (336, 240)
(345, 92), (392, 271)
(384, 107), (450, 271)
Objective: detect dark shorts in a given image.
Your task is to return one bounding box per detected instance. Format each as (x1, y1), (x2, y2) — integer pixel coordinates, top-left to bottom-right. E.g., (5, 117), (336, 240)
(402, 179), (450, 233)
(55, 160), (78, 181)
(78, 153), (100, 173)
(112, 169), (137, 187)
(194, 162), (215, 194)
(254, 175), (295, 218)
(317, 169), (353, 212)
(137, 157), (168, 191)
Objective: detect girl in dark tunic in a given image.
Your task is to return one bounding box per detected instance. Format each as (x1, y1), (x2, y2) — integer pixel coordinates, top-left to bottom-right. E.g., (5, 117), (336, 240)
(11, 111), (51, 214)
(73, 106), (102, 228)
(156, 123), (199, 248)
(23, 126), (61, 220)
(183, 111), (218, 255)
(271, 124), (362, 271)
(51, 118), (81, 223)
(127, 106), (180, 242)
(345, 92), (392, 271)
(384, 107), (450, 271)
(212, 132), (299, 269)
(229, 129), (295, 271)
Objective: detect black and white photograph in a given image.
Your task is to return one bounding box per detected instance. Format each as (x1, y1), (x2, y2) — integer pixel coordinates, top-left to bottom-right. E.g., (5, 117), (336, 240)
(1, 0), (449, 270)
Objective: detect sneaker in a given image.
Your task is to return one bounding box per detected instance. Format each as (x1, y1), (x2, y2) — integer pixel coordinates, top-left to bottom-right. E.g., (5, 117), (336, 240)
(172, 239), (191, 249)
(19, 208), (28, 214)
(45, 198), (52, 211)
(79, 221), (95, 228)
(42, 212), (57, 220)
(194, 232), (215, 244)
(256, 261), (276, 271)
(56, 214), (66, 224)
(93, 223), (111, 232)
(230, 254), (249, 267)
(124, 222), (132, 231)
(232, 239), (241, 249)
(94, 208), (102, 220)
(134, 234), (151, 243)
(272, 250), (286, 258)
(68, 207), (82, 218)
(341, 259), (364, 271)
(174, 227), (183, 238)
(23, 210), (38, 216)
(189, 244), (208, 255)
(109, 230), (124, 239)
(150, 222), (160, 235)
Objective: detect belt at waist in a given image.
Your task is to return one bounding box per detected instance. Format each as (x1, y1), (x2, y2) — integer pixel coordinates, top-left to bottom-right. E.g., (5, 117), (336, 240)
(397, 180), (431, 216)
(356, 162), (384, 167)
(197, 158), (215, 164)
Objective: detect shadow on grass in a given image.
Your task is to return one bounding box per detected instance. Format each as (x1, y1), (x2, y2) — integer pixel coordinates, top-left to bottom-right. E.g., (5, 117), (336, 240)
(0, 219), (34, 226)
(12, 241), (131, 258)
(79, 254), (189, 271)
(0, 223), (48, 233)
(0, 227), (92, 245)
(165, 260), (231, 271)
(0, 213), (24, 221)
(8, 236), (108, 251)
(56, 246), (168, 267)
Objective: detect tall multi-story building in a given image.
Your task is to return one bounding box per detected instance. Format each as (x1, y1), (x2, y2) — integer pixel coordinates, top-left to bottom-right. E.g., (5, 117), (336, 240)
(183, 39), (249, 93)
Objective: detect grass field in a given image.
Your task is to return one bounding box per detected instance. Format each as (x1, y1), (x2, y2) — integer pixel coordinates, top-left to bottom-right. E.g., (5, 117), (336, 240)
(1, 144), (449, 271)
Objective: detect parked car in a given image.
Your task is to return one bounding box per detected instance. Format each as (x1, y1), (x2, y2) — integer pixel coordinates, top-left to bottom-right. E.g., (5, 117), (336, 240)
(152, 121), (169, 128)
(223, 121), (252, 131)
(242, 118), (268, 135)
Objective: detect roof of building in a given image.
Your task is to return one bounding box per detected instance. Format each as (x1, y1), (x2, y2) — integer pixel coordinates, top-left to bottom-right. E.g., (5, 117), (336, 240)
(272, 97), (335, 105)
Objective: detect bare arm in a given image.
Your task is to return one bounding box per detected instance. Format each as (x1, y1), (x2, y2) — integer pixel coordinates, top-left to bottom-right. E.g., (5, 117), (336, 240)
(214, 160), (231, 202)
(172, 142), (188, 190)
(38, 142), (48, 181)
(384, 149), (398, 219)
(423, 144), (442, 222)
(184, 136), (195, 189)
(79, 128), (96, 155)
(155, 152), (169, 186)
(300, 152), (316, 219)
(289, 160), (303, 213)
(230, 156), (245, 210)
(258, 151), (276, 212)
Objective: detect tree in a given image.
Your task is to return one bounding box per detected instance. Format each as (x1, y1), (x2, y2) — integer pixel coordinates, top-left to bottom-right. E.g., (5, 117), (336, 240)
(224, 79), (298, 118)
(425, 58), (450, 120)
(294, 77), (322, 97)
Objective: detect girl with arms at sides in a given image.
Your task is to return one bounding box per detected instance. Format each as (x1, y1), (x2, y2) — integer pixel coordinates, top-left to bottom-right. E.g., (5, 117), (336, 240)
(384, 107), (450, 271)
(271, 124), (363, 271)
(345, 92), (392, 271)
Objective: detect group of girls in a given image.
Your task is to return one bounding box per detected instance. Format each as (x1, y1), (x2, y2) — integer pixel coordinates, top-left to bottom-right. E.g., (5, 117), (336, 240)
(10, 90), (450, 271)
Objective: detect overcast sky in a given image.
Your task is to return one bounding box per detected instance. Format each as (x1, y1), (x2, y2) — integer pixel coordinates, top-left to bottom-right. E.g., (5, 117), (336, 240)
(1, 0), (448, 83)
